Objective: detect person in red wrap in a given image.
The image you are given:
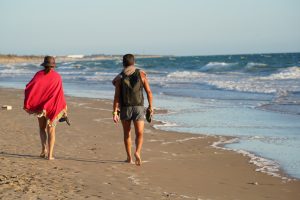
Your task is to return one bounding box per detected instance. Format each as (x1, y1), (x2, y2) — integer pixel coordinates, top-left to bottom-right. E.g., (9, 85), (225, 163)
(24, 56), (67, 160)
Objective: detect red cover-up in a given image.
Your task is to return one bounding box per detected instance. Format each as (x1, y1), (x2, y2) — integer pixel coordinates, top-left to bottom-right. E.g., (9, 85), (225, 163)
(24, 69), (67, 126)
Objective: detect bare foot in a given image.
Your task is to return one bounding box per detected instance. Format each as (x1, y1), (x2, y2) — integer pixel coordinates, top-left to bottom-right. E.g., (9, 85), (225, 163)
(134, 152), (142, 166)
(40, 151), (47, 158)
(47, 153), (55, 160)
(125, 157), (133, 164)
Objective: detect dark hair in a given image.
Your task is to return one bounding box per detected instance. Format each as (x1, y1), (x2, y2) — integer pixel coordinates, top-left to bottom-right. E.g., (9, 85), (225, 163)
(44, 66), (53, 74)
(123, 54), (135, 67)
(41, 56), (56, 74)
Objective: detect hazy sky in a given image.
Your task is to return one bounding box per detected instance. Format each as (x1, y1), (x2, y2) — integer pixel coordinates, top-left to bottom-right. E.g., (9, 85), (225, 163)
(0, 0), (299, 56)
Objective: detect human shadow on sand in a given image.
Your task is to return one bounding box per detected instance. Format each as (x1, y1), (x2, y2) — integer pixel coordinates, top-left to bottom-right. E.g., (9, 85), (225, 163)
(0, 151), (126, 164)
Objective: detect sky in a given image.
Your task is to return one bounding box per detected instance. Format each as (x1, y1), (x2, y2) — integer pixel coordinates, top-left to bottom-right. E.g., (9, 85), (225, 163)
(0, 0), (299, 56)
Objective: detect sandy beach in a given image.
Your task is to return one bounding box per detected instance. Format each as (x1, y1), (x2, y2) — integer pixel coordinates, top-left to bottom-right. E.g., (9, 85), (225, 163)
(0, 88), (299, 200)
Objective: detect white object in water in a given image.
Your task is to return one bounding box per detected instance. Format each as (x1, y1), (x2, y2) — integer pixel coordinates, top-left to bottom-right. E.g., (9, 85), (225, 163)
(2, 105), (12, 110)
(67, 55), (84, 58)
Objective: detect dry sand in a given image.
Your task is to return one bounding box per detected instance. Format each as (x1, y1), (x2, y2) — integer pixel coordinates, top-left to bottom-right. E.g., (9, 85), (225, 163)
(0, 88), (299, 200)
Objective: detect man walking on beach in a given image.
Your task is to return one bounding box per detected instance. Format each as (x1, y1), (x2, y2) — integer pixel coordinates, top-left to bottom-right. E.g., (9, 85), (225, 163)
(112, 54), (153, 166)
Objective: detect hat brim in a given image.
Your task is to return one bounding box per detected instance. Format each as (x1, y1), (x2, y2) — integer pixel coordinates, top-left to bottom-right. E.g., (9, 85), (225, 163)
(41, 63), (56, 67)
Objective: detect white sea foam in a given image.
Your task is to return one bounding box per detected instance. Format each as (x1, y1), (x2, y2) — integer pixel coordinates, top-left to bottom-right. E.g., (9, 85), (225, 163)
(167, 71), (207, 78)
(259, 66), (300, 80)
(94, 72), (117, 76)
(58, 65), (82, 70)
(206, 79), (278, 94)
(60, 62), (74, 65)
(211, 137), (291, 180)
(163, 66), (300, 95)
(144, 70), (168, 75)
(176, 136), (204, 142)
(211, 137), (239, 148)
(244, 62), (268, 71)
(58, 71), (87, 75)
(165, 69), (299, 94)
(153, 121), (178, 130)
(0, 64), (14, 68)
(0, 68), (32, 74)
(204, 66), (300, 94)
(0, 68), (34, 77)
(206, 75), (300, 94)
(61, 72), (117, 82)
(248, 136), (265, 140)
(200, 62), (238, 72)
(114, 59), (122, 65)
(161, 136), (204, 145)
(67, 55), (84, 58)
(85, 75), (116, 81)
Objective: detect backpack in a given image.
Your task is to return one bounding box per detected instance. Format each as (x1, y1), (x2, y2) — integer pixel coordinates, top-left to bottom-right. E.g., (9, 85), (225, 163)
(120, 69), (144, 106)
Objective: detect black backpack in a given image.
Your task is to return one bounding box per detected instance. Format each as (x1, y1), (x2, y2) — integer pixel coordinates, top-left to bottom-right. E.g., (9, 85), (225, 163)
(120, 69), (144, 107)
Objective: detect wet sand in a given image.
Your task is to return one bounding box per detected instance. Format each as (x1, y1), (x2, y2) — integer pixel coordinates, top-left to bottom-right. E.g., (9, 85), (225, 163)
(0, 88), (299, 199)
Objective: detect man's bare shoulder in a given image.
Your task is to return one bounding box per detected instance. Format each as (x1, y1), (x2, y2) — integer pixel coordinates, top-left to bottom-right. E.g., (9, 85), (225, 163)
(139, 70), (147, 79)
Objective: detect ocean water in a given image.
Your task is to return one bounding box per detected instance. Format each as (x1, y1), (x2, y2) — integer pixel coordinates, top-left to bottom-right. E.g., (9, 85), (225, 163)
(1, 53), (300, 179)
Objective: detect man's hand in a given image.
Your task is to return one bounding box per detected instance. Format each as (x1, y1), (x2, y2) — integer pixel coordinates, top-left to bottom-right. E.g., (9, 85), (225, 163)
(148, 106), (154, 114)
(113, 114), (119, 123)
(113, 111), (120, 123)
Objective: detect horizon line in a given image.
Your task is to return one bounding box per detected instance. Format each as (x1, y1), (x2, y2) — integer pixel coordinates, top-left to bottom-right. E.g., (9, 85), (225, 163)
(0, 51), (299, 58)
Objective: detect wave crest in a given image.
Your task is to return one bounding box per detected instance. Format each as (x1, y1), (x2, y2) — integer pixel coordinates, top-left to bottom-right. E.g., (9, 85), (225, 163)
(167, 71), (207, 78)
(244, 62), (268, 71)
(200, 62), (238, 72)
(259, 66), (300, 80)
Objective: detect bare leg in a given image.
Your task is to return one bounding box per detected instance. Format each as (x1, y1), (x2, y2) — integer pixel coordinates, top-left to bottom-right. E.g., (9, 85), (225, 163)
(47, 125), (56, 160)
(121, 120), (133, 163)
(38, 117), (47, 158)
(133, 120), (144, 166)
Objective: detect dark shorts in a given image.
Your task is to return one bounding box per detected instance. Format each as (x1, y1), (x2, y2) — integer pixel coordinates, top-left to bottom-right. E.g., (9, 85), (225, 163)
(120, 106), (144, 121)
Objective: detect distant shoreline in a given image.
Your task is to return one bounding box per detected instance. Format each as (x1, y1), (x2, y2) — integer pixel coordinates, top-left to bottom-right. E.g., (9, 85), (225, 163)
(1, 52), (299, 64)
(0, 54), (163, 64)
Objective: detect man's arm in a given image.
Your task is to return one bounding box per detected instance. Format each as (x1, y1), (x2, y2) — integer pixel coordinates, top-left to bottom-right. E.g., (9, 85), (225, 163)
(112, 74), (121, 86)
(140, 71), (153, 111)
(113, 79), (121, 123)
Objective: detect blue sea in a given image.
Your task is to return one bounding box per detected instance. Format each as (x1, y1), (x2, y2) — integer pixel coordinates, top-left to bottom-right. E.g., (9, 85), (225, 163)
(1, 53), (300, 179)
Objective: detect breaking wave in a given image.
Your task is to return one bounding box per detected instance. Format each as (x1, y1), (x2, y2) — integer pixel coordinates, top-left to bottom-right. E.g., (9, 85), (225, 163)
(167, 71), (207, 78)
(200, 62), (238, 72)
(244, 62), (268, 71)
(259, 66), (300, 80)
